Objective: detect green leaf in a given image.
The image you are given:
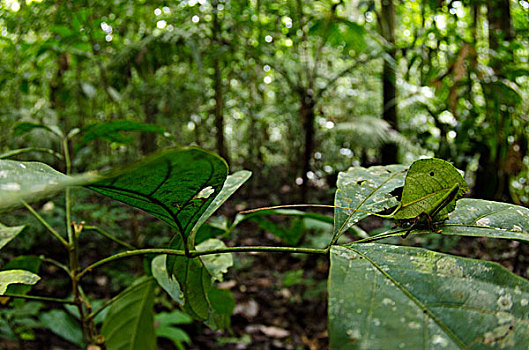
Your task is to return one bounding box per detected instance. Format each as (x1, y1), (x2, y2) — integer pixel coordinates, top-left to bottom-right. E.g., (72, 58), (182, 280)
(155, 311), (192, 326)
(0, 223), (26, 251)
(152, 255), (184, 305)
(40, 309), (83, 346)
(394, 158), (469, 221)
(428, 199), (529, 242)
(12, 122), (63, 138)
(1, 256), (41, 297)
(77, 120), (166, 151)
(329, 244), (529, 349)
(251, 216), (305, 246)
(333, 164), (407, 240)
(189, 170), (251, 246)
(0, 160), (99, 210)
(155, 326), (190, 345)
(87, 148), (228, 241)
(0, 270), (40, 295)
(101, 277), (156, 350)
(155, 311), (192, 345)
(196, 239), (233, 282)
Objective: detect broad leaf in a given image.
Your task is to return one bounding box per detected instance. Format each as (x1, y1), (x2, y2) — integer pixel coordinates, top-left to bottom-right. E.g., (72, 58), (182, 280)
(101, 277), (156, 350)
(0, 223), (26, 250)
(333, 165), (407, 240)
(0, 270), (40, 295)
(426, 199), (529, 242)
(189, 170), (251, 246)
(155, 311), (192, 345)
(394, 158), (469, 220)
(0, 160), (98, 210)
(329, 244), (529, 349)
(40, 309), (83, 346)
(196, 239), (233, 282)
(87, 148), (228, 241)
(1, 256), (41, 299)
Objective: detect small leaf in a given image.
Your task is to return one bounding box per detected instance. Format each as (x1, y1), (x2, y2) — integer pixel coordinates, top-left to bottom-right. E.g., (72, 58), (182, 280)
(0, 223), (26, 251)
(77, 120), (166, 150)
(152, 255), (184, 305)
(329, 244), (529, 349)
(12, 122), (63, 138)
(394, 158), (469, 220)
(87, 148), (228, 241)
(189, 170), (251, 245)
(40, 309), (83, 346)
(1, 256), (41, 298)
(0, 270), (40, 295)
(101, 277), (156, 350)
(196, 239), (233, 282)
(430, 199), (529, 242)
(333, 164), (407, 239)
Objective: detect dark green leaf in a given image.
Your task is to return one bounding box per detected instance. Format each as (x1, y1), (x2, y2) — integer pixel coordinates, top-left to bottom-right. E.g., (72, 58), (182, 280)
(155, 311), (192, 326)
(40, 309), (83, 346)
(87, 148), (228, 241)
(329, 244), (529, 349)
(101, 277), (156, 350)
(77, 120), (166, 150)
(12, 122), (62, 138)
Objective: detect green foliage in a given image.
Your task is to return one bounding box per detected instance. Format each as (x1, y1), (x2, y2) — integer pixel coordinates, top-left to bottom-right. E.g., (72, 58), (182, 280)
(101, 277), (156, 350)
(329, 244), (529, 348)
(0, 270), (40, 295)
(40, 309), (83, 346)
(0, 223), (26, 250)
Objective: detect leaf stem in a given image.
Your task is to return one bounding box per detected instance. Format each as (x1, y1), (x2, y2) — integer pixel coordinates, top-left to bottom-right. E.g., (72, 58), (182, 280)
(0, 147), (64, 160)
(22, 201), (68, 247)
(84, 225), (136, 250)
(1, 293), (75, 304)
(77, 246), (328, 280)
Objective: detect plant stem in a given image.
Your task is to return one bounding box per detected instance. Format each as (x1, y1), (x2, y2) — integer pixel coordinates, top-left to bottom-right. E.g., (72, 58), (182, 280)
(0, 147), (64, 160)
(1, 293), (75, 304)
(77, 246), (328, 280)
(22, 201), (68, 247)
(84, 225), (136, 250)
(40, 256), (71, 275)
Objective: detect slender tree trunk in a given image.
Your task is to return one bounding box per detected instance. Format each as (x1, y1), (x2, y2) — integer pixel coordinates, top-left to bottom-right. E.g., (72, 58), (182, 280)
(300, 92), (315, 202)
(212, 0), (229, 163)
(474, 0), (513, 201)
(379, 0), (398, 164)
(140, 94), (158, 155)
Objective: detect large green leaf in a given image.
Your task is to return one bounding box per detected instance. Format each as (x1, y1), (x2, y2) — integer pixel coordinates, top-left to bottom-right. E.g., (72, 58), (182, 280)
(394, 158), (469, 221)
(423, 199), (529, 242)
(101, 277), (156, 350)
(87, 148), (228, 240)
(329, 244), (529, 349)
(0, 223), (26, 250)
(333, 164), (407, 240)
(189, 170), (251, 246)
(0, 270), (40, 295)
(0, 160), (98, 210)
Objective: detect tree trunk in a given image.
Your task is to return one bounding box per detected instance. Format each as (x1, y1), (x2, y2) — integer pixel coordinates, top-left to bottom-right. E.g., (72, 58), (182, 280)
(140, 97), (158, 155)
(300, 92), (315, 202)
(379, 0), (398, 165)
(474, 0), (513, 201)
(212, 1), (229, 163)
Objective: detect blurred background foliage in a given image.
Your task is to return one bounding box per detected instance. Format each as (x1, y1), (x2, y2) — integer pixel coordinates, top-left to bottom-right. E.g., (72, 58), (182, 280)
(0, 0), (528, 202)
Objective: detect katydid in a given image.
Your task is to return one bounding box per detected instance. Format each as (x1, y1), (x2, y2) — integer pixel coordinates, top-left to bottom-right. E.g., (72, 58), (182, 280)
(240, 158), (469, 238)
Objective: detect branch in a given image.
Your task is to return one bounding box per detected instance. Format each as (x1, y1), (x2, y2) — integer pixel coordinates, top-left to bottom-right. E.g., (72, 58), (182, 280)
(22, 201), (68, 248)
(84, 225), (136, 250)
(1, 293), (75, 304)
(77, 246), (328, 280)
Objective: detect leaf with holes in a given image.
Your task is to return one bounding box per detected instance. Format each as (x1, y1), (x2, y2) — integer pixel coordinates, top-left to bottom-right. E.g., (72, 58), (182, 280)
(333, 164), (407, 240)
(329, 244), (529, 349)
(0, 270), (40, 295)
(87, 148), (228, 242)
